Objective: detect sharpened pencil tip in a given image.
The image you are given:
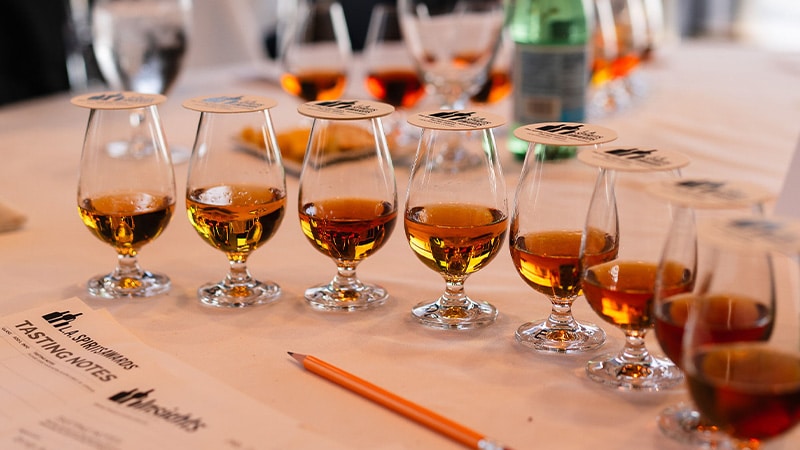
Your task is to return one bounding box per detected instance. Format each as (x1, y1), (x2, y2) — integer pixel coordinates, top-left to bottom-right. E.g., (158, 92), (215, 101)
(288, 351), (306, 364)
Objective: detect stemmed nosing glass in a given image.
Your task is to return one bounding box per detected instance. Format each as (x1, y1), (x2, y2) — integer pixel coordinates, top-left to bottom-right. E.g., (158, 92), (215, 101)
(278, 0), (352, 103)
(510, 122), (619, 353)
(183, 95), (286, 308)
(649, 178), (777, 447)
(404, 109), (508, 330)
(73, 91), (175, 299)
(297, 99), (398, 311)
(91, 0), (192, 162)
(578, 145), (692, 390)
(397, 0), (506, 171)
(681, 215), (800, 449)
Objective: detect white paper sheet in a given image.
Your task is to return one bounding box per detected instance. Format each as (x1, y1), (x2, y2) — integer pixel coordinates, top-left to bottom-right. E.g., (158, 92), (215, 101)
(0, 297), (343, 449)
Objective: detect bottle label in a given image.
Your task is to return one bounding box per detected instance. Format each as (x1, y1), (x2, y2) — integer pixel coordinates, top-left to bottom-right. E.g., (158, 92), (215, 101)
(512, 43), (587, 123)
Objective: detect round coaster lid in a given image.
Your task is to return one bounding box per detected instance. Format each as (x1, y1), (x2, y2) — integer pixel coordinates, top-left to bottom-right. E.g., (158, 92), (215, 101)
(71, 91), (166, 109)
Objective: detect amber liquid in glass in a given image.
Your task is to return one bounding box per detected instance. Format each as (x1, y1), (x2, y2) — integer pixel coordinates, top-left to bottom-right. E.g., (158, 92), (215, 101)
(79, 192), (174, 256)
(280, 69), (347, 101)
(405, 203), (507, 277)
(187, 184), (286, 260)
(365, 69), (426, 108)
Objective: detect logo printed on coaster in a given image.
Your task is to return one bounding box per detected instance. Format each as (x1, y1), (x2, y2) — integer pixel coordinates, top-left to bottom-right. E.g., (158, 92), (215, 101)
(646, 178), (775, 209)
(513, 122), (618, 146)
(698, 215), (800, 254)
(71, 91), (166, 110)
(577, 147), (691, 172)
(298, 99), (394, 120)
(407, 110), (506, 131)
(182, 94), (278, 113)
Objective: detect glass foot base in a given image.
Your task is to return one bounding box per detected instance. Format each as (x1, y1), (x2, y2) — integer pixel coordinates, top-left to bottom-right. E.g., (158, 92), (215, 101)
(515, 320), (606, 354)
(87, 271), (170, 299)
(586, 353), (683, 391)
(304, 283), (388, 312)
(198, 280), (280, 308)
(411, 299), (497, 330)
(658, 403), (729, 446)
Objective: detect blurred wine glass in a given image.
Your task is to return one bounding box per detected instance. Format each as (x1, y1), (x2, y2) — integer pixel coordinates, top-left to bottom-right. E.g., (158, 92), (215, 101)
(279, 0), (352, 102)
(681, 217), (800, 448)
(362, 3), (426, 164)
(73, 92), (175, 299)
(398, 0), (505, 170)
(184, 95), (286, 308)
(469, 28), (512, 106)
(404, 109), (508, 330)
(92, 0), (192, 162)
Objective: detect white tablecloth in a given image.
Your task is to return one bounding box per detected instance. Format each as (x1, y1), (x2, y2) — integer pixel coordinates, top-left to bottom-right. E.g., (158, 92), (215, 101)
(1, 40), (799, 449)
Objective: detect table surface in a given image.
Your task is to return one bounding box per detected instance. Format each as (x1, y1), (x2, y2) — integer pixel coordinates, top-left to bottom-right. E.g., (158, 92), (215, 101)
(1, 40), (799, 449)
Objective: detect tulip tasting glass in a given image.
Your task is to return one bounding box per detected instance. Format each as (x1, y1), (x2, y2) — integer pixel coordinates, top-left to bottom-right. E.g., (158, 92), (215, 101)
(404, 110), (508, 330)
(297, 100), (398, 311)
(183, 95), (286, 308)
(649, 179), (776, 446)
(73, 92), (176, 298)
(578, 146), (692, 390)
(510, 122), (618, 353)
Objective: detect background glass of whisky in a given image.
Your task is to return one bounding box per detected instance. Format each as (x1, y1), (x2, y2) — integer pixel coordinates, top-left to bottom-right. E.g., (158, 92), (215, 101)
(397, 0), (506, 171)
(183, 95), (286, 308)
(681, 224), (798, 448)
(297, 100), (397, 312)
(362, 3), (426, 164)
(510, 142), (615, 354)
(404, 110), (508, 330)
(278, 0), (352, 103)
(580, 150), (690, 390)
(74, 92), (176, 299)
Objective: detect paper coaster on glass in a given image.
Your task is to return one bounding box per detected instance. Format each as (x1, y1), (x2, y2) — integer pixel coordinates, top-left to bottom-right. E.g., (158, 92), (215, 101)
(298, 99), (394, 120)
(71, 91), (166, 109)
(182, 94), (278, 113)
(407, 110), (506, 131)
(577, 146), (690, 172)
(645, 178), (775, 209)
(697, 215), (800, 254)
(513, 122), (618, 146)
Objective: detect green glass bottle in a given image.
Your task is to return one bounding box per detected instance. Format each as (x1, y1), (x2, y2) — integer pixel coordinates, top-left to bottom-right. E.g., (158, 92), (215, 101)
(507, 0), (590, 160)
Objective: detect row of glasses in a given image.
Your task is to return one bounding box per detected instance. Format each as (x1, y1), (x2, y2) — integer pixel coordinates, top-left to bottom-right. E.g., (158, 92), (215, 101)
(73, 90), (800, 447)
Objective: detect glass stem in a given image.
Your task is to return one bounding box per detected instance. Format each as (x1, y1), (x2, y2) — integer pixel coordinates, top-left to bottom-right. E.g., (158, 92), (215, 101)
(331, 262), (363, 292)
(113, 253), (144, 281)
(618, 329), (653, 365)
(545, 298), (578, 329)
(440, 278), (470, 307)
(226, 258), (253, 287)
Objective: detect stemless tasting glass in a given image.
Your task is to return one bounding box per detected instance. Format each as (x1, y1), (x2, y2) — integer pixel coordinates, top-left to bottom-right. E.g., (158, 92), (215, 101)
(682, 216), (800, 448)
(404, 110), (508, 329)
(279, 0), (352, 102)
(73, 92), (176, 298)
(650, 178), (775, 446)
(183, 95), (286, 308)
(510, 122), (619, 353)
(92, 0), (192, 162)
(297, 100), (398, 311)
(578, 146), (691, 390)
(398, 0), (505, 170)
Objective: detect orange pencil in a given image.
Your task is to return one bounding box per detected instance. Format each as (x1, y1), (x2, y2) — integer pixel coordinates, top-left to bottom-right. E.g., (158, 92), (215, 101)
(288, 352), (510, 450)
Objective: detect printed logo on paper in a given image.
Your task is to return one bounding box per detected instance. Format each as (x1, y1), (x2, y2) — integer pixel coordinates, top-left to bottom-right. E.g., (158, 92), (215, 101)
(109, 387), (208, 432)
(408, 110), (506, 131)
(646, 178), (774, 209)
(71, 91), (166, 110)
(577, 147), (690, 172)
(182, 94), (278, 113)
(513, 122), (617, 146)
(298, 99), (394, 120)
